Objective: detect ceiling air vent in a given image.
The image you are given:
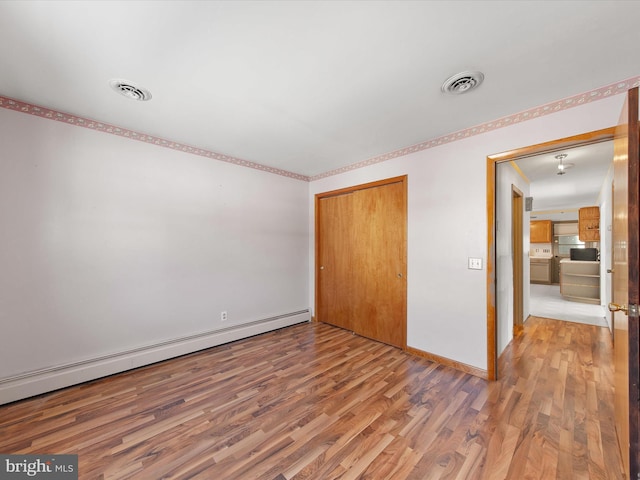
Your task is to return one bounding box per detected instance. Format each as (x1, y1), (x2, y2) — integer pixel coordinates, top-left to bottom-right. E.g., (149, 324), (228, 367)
(441, 71), (484, 95)
(109, 79), (152, 101)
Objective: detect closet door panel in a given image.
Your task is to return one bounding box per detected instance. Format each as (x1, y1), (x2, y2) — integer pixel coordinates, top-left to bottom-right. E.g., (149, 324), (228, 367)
(351, 182), (406, 347)
(316, 176), (407, 349)
(317, 193), (354, 331)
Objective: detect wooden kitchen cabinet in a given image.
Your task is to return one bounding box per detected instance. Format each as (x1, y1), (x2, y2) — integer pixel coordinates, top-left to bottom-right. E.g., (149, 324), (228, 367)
(530, 220), (552, 243)
(578, 206), (600, 241)
(530, 258), (551, 284)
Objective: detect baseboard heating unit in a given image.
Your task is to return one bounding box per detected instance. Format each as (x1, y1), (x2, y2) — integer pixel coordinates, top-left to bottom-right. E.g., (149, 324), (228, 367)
(0, 310), (310, 405)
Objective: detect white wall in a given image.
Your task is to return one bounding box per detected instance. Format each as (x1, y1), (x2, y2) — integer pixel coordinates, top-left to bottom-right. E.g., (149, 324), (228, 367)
(0, 91), (626, 401)
(309, 93), (626, 372)
(0, 108), (309, 396)
(496, 162), (530, 356)
(599, 162), (614, 330)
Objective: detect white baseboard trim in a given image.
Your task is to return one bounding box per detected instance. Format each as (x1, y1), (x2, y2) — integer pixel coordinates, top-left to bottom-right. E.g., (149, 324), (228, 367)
(0, 310), (310, 405)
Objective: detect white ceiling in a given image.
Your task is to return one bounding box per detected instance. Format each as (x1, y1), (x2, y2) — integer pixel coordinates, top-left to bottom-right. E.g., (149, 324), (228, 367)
(1, 1), (639, 178)
(512, 140), (614, 221)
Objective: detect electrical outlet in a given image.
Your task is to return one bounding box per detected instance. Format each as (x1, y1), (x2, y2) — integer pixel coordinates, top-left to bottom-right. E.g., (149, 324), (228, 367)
(220, 311), (227, 322)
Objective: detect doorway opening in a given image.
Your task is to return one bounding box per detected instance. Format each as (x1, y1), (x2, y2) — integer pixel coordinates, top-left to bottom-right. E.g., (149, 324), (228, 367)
(486, 127), (615, 380)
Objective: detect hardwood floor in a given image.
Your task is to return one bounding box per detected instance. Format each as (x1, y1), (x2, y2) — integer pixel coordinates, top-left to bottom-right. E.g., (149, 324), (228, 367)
(0, 317), (624, 479)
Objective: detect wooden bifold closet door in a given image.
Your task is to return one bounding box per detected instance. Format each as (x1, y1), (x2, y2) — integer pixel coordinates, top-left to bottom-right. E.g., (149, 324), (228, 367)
(316, 176), (407, 348)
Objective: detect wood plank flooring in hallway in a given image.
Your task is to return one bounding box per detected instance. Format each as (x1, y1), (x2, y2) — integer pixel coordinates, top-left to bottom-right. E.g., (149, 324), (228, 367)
(0, 317), (624, 479)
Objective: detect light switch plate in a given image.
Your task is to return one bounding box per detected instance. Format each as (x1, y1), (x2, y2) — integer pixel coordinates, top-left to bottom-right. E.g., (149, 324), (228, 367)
(468, 257), (483, 270)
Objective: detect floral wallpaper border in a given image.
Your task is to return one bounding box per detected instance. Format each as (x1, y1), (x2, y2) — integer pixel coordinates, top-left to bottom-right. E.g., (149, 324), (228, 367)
(310, 75), (640, 181)
(0, 96), (310, 182)
(2, 74), (639, 183)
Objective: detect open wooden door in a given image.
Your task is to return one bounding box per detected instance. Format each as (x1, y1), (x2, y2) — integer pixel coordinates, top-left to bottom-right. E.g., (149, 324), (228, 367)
(610, 86), (639, 478)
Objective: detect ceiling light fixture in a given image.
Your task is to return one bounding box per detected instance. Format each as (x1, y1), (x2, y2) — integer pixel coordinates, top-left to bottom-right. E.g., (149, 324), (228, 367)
(555, 153), (574, 175)
(441, 71), (484, 95)
(109, 79), (152, 101)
